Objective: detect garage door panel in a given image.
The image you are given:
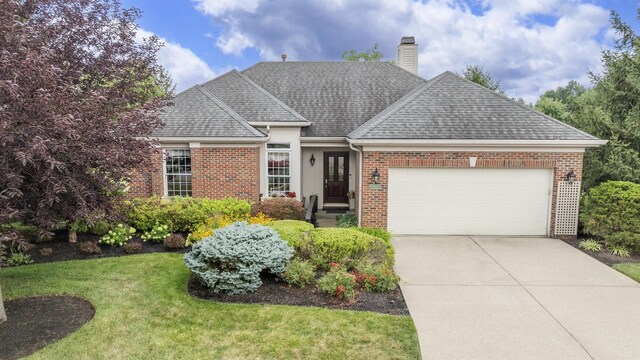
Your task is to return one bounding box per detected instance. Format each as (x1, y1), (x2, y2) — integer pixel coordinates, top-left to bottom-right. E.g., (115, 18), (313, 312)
(388, 168), (552, 235)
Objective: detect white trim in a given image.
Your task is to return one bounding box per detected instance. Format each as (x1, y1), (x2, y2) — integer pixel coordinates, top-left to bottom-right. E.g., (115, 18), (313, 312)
(248, 121), (311, 127)
(155, 136), (267, 143)
(199, 144), (261, 148)
(266, 144), (292, 197)
(348, 138), (607, 147)
(349, 142), (363, 227)
(188, 142), (201, 148)
(301, 137), (347, 143)
(162, 148), (192, 197)
(362, 146), (588, 153)
(301, 143), (350, 148)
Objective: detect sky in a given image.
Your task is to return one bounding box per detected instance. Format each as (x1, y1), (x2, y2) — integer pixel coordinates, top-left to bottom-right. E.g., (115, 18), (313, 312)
(122, 0), (640, 102)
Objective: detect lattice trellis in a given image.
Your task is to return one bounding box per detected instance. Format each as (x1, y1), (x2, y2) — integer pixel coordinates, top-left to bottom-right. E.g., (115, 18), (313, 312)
(555, 181), (581, 236)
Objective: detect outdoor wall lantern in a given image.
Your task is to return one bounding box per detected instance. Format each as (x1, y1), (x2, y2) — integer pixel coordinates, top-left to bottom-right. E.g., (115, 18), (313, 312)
(372, 168), (380, 184)
(565, 169), (577, 184)
(310, 153), (316, 167)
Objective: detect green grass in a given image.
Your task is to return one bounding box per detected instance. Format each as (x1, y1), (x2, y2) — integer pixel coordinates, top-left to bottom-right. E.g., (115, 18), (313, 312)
(0, 253), (420, 359)
(614, 263), (640, 282)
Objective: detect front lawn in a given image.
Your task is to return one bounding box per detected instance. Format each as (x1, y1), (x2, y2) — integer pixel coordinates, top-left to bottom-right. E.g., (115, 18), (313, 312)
(614, 263), (640, 282)
(0, 253), (420, 359)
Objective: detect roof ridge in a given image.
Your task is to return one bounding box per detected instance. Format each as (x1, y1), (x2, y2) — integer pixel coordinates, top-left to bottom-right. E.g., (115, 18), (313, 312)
(232, 70), (310, 123)
(195, 86), (265, 137)
(347, 72), (449, 139)
(450, 72), (599, 140)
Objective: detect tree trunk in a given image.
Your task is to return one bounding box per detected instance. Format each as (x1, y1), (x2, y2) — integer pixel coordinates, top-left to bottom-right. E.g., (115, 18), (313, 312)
(68, 229), (77, 243)
(0, 284), (7, 324)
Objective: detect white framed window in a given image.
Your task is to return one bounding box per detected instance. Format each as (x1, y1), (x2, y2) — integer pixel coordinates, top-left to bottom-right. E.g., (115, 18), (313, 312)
(267, 144), (291, 197)
(164, 149), (192, 197)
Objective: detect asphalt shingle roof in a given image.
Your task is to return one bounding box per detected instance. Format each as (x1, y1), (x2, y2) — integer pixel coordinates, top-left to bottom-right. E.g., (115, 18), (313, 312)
(348, 71), (598, 141)
(242, 62), (427, 137)
(155, 86), (264, 138)
(201, 70), (308, 123)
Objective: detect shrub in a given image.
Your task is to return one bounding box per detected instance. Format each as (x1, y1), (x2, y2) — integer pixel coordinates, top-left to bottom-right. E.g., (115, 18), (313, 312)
(317, 264), (357, 300)
(298, 228), (395, 269)
(251, 198), (305, 220)
(88, 221), (110, 236)
(608, 245), (631, 258)
(336, 213), (357, 228)
(281, 259), (316, 287)
(266, 220), (314, 248)
(7, 252), (34, 266)
(39, 247), (54, 256)
(186, 214), (273, 246)
(353, 227), (391, 242)
(578, 239), (603, 252)
(141, 224), (170, 243)
(99, 224), (135, 246)
(124, 242), (143, 254)
(165, 234), (186, 249)
(604, 232), (640, 254)
(580, 181), (640, 238)
(79, 241), (102, 254)
(123, 197), (251, 233)
(353, 265), (400, 292)
(184, 222), (294, 295)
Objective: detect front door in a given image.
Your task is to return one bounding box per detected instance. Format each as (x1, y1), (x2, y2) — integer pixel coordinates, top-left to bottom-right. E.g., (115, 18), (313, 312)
(324, 152), (349, 204)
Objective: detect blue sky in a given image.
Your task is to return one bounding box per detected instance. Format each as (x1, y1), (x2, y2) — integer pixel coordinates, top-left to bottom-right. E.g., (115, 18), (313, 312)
(124, 0), (639, 102)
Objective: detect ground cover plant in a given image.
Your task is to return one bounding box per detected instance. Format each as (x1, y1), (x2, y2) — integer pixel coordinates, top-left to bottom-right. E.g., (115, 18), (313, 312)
(0, 254), (420, 359)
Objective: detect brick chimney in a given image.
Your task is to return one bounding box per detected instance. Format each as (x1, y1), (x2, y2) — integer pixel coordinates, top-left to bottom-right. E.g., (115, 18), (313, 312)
(397, 37), (418, 75)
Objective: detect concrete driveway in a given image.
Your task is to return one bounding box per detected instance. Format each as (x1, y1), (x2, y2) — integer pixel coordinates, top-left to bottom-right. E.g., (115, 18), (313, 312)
(393, 236), (640, 360)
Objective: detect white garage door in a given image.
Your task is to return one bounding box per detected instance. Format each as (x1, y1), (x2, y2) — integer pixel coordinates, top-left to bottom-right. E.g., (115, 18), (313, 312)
(387, 168), (552, 235)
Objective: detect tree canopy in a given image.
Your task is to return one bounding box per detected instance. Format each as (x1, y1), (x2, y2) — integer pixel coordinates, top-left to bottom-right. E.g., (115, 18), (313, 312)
(0, 0), (171, 238)
(535, 10), (640, 190)
(342, 43), (385, 62)
(460, 65), (504, 94)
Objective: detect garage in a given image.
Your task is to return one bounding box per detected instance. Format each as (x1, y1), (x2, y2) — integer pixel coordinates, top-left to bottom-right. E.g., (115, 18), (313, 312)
(387, 167), (553, 235)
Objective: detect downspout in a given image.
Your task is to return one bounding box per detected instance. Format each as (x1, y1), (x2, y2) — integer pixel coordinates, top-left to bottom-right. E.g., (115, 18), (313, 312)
(349, 140), (363, 227)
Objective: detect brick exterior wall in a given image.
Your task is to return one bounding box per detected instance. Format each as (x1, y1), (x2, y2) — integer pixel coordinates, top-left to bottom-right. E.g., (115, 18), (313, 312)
(126, 147), (260, 202)
(360, 151), (584, 237)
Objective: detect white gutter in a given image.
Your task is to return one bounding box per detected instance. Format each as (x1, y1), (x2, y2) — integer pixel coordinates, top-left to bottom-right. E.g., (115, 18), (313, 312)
(153, 136), (270, 143)
(248, 121), (311, 127)
(346, 139), (608, 148)
(349, 141), (364, 227)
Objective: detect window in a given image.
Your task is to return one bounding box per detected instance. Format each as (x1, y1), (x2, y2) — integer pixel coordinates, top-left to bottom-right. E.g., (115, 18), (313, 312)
(164, 149), (192, 197)
(267, 144), (290, 197)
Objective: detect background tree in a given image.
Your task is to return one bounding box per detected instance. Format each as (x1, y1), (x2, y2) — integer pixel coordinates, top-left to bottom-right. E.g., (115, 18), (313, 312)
(0, 0), (171, 240)
(535, 10), (640, 189)
(342, 43), (385, 61)
(460, 65), (504, 94)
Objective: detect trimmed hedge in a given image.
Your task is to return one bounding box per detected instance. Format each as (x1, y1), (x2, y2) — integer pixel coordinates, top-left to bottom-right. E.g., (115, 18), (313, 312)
(580, 181), (640, 237)
(300, 228), (395, 269)
(266, 220), (314, 247)
(123, 197), (251, 233)
(353, 227), (392, 243)
(251, 198), (305, 220)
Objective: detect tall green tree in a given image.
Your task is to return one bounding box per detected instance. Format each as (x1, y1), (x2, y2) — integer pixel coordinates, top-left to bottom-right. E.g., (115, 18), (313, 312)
(535, 10), (640, 189)
(342, 43), (384, 61)
(460, 65), (504, 94)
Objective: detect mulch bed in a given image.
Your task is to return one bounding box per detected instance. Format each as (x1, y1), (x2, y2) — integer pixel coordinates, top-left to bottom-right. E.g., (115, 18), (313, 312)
(19, 231), (189, 265)
(188, 273), (410, 316)
(0, 296), (95, 360)
(562, 238), (640, 266)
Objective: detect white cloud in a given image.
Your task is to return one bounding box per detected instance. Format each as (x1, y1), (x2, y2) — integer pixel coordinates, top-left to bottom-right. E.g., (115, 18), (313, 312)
(193, 0), (262, 16)
(137, 29), (216, 92)
(192, 0), (611, 102)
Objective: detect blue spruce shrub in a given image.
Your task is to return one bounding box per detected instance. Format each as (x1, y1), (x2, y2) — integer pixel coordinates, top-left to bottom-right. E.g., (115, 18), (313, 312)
(184, 222), (294, 294)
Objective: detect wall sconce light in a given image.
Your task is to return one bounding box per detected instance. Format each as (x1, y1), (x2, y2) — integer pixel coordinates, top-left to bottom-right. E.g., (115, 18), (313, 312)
(372, 168), (380, 184)
(310, 154), (315, 167)
(565, 169), (577, 184)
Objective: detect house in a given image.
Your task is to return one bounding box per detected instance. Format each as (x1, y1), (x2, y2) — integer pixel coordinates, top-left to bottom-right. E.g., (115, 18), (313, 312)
(129, 37), (606, 238)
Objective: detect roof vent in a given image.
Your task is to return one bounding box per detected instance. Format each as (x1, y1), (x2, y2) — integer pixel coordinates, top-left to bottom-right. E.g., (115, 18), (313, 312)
(398, 36), (418, 75)
(281, 53), (287, 62)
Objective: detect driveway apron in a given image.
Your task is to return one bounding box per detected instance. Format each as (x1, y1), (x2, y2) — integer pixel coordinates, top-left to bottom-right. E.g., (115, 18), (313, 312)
(393, 236), (640, 360)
